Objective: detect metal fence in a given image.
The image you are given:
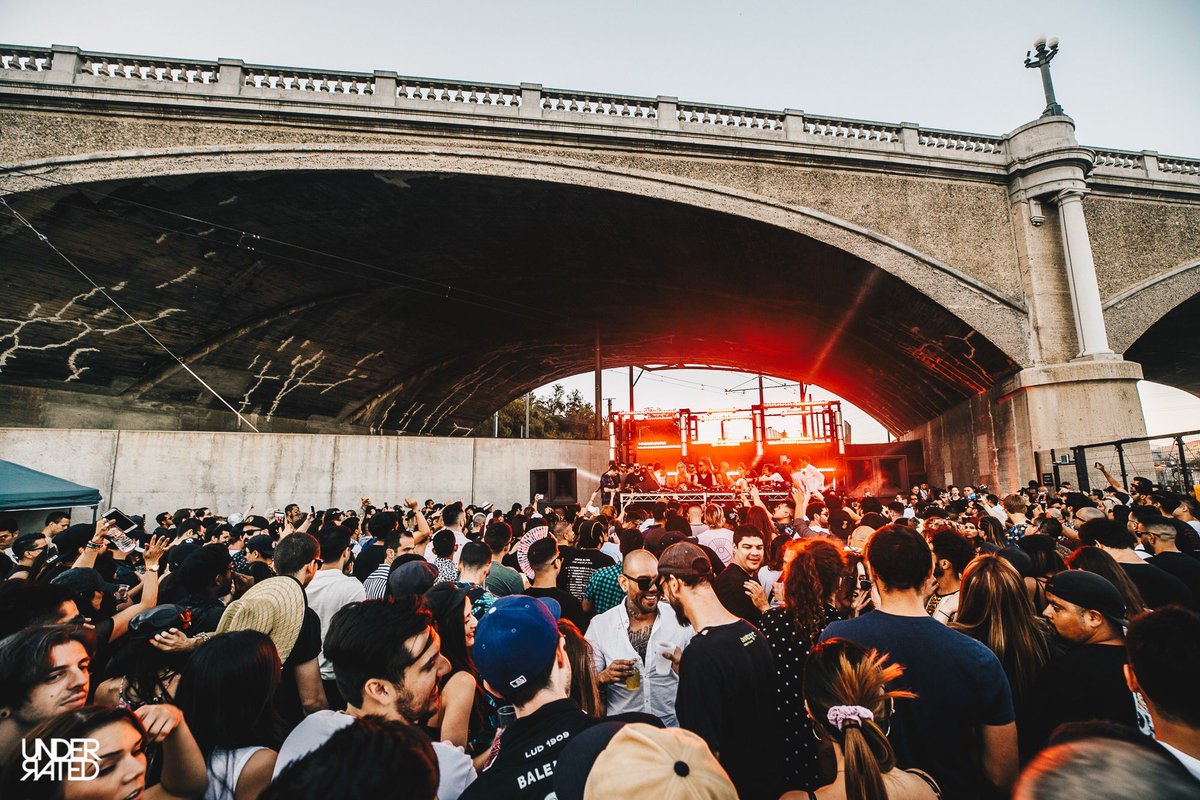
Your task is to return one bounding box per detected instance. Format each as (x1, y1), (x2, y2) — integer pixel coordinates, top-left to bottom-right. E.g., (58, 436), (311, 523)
(1068, 429), (1200, 495)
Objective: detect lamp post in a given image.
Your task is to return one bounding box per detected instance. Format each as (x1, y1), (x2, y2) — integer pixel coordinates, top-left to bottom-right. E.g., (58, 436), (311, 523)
(1024, 35), (1064, 117)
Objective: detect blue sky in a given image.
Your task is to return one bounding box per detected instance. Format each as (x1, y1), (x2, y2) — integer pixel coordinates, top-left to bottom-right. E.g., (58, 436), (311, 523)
(6, 0), (1198, 439)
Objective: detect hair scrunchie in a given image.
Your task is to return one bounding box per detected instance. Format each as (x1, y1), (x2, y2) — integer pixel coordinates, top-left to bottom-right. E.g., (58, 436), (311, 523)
(827, 704), (875, 731)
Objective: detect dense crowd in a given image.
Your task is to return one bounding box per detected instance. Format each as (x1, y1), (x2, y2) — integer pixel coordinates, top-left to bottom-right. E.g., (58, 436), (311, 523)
(1, 462), (1199, 800)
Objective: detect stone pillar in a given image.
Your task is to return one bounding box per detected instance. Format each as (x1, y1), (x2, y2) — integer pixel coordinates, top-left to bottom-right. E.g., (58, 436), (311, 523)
(1055, 188), (1114, 358)
(904, 114), (1150, 490)
(49, 44), (81, 83)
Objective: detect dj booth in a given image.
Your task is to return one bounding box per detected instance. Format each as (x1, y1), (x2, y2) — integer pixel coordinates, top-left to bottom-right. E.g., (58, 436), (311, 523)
(618, 490), (793, 511)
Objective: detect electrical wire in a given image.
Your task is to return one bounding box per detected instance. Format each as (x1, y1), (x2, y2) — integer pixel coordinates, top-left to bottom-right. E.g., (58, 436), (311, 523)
(0, 195), (263, 433)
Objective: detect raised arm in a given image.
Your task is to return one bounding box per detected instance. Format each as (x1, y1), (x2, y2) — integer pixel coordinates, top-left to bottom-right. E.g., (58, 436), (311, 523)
(406, 498), (431, 547)
(1094, 462), (1126, 493)
(70, 520), (112, 570)
(105, 537), (167, 643)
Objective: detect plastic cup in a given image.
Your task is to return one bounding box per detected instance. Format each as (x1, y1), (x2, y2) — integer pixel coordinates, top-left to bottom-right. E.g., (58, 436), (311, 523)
(656, 642), (676, 676)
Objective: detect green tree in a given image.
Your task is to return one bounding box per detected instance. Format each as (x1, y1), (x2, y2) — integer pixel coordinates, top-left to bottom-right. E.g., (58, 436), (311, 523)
(471, 384), (598, 439)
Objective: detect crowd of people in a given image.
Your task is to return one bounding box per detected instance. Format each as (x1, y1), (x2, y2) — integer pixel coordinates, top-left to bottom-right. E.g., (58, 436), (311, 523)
(1, 465), (1199, 799)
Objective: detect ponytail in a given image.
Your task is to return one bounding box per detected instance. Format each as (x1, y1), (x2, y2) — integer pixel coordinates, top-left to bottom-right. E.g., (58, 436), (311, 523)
(840, 719), (891, 800)
(804, 638), (916, 800)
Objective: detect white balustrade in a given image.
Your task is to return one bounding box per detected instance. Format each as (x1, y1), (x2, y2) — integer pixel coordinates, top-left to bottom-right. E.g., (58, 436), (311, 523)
(677, 103), (783, 131)
(244, 68), (374, 96)
(397, 78), (521, 107)
(1092, 150), (1142, 169)
(542, 90), (656, 118)
(1158, 156), (1200, 176)
(917, 128), (1003, 154)
(3, 43), (1194, 186)
(79, 53), (218, 84)
(0, 48), (51, 71)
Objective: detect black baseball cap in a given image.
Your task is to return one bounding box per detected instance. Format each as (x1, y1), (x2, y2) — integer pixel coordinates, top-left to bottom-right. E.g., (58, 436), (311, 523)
(245, 534), (275, 557)
(1046, 570), (1127, 626)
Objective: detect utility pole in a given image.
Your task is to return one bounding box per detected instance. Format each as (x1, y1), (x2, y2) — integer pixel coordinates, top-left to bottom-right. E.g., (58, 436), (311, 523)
(628, 366), (635, 412)
(594, 325), (603, 440)
(758, 374), (765, 407)
(524, 392), (530, 439)
(493, 410), (499, 437)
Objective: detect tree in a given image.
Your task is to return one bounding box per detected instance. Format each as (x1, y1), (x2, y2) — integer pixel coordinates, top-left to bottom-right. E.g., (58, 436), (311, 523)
(470, 384), (597, 439)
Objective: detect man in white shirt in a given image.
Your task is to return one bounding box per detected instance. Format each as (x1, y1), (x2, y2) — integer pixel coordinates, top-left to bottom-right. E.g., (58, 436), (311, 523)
(424, 503), (471, 565)
(307, 528), (367, 707)
(1125, 605), (1200, 781)
(585, 550), (692, 726)
(274, 595), (475, 799)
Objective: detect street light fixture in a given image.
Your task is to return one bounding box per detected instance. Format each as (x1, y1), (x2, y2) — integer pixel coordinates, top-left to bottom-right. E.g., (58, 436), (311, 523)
(1024, 35), (1064, 117)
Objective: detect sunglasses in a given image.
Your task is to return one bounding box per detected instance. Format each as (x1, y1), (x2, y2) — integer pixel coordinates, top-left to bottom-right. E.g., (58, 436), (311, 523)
(623, 574), (659, 592)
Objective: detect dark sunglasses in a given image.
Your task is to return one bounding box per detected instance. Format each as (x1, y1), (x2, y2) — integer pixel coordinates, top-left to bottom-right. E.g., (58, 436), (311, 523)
(623, 573), (659, 592)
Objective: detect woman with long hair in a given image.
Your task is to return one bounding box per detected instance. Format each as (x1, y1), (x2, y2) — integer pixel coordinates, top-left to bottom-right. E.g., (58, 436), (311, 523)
(951, 554), (1051, 762)
(423, 583), (494, 765)
(761, 538), (844, 792)
(174, 630), (282, 800)
(977, 516), (1005, 551)
(795, 638), (937, 800)
(1065, 546), (1148, 617)
(1, 704), (207, 800)
(558, 618), (603, 718)
(1017, 534), (1066, 612)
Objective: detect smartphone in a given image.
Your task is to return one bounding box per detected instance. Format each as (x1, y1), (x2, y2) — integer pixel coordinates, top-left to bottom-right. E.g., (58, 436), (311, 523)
(102, 508), (138, 533)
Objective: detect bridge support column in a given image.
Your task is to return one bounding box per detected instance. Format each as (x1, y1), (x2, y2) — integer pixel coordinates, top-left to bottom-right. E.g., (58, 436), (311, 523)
(1055, 188), (1114, 358)
(908, 359), (1145, 491)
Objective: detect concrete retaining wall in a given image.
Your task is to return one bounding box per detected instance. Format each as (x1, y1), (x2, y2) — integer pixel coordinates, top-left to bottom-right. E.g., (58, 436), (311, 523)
(0, 428), (608, 522)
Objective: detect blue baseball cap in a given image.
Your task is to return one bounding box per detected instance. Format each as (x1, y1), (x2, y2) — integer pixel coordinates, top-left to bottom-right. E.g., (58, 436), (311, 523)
(474, 595), (560, 698)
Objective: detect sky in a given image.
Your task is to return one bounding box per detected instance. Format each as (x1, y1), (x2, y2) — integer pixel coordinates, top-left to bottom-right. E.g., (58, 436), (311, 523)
(6, 0), (1199, 440)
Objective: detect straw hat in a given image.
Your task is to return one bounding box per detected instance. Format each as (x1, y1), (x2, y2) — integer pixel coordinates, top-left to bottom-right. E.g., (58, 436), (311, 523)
(217, 576), (305, 663)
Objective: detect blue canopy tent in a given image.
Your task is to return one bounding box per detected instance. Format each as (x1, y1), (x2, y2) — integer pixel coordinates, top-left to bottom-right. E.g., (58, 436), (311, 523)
(0, 460), (102, 516)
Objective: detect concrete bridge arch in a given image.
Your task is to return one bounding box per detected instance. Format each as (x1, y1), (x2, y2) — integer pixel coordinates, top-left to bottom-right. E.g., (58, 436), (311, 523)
(0, 146), (1026, 438)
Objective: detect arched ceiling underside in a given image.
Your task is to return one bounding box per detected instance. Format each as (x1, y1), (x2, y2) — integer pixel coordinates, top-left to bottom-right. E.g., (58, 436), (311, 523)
(1125, 293), (1200, 400)
(0, 171), (1019, 435)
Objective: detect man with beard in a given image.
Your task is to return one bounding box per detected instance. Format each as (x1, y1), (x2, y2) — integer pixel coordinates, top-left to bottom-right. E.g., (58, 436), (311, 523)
(712, 526), (769, 626)
(272, 596), (476, 800)
(657, 542), (782, 799)
(585, 549), (693, 726)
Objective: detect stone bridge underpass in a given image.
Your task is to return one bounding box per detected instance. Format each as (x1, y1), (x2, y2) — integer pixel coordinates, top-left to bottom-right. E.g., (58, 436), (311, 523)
(1, 44), (1198, 491)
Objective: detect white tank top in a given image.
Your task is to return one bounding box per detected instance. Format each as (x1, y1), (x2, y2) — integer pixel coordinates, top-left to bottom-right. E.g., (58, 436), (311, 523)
(205, 746), (267, 800)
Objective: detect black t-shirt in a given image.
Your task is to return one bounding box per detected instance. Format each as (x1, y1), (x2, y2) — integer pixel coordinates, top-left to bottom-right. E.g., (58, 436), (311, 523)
(1029, 643), (1138, 751)
(713, 563), (763, 627)
(459, 699), (594, 800)
(1120, 561), (1194, 609)
(676, 619), (781, 799)
(557, 549), (614, 601)
(352, 542), (387, 582)
(275, 606), (323, 734)
(1148, 552), (1200, 608)
(523, 586), (588, 632)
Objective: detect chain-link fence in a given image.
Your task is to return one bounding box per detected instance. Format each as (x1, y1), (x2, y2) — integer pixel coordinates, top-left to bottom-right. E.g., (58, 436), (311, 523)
(1068, 429), (1200, 495)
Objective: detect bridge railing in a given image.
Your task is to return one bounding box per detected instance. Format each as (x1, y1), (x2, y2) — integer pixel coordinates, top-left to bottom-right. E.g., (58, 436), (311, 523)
(2, 43), (1197, 184)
